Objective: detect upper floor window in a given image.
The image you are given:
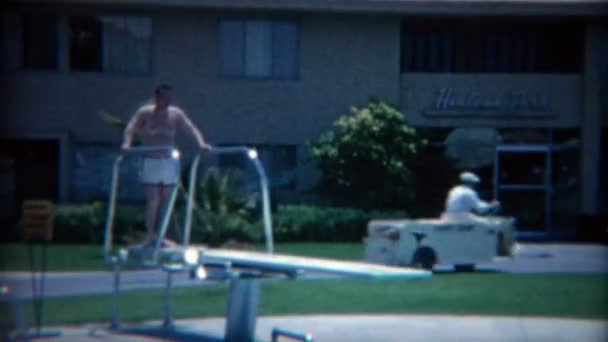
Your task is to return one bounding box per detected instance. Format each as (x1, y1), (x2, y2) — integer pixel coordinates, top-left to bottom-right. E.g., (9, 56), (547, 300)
(16, 13), (151, 74)
(69, 16), (152, 74)
(401, 20), (583, 74)
(22, 13), (59, 69)
(219, 19), (299, 79)
(69, 16), (102, 71)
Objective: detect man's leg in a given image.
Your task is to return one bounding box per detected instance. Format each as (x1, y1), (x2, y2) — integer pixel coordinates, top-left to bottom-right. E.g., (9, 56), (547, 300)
(144, 185), (161, 246)
(158, 185), (177, 246)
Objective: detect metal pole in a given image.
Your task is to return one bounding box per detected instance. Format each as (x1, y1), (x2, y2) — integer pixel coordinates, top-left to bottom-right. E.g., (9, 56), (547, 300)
(494, 146), (500, 201)
(163, 271), (174, 329)
(154, 182), (180, 262)
(39, 241), (48, 334)
(28, 242), (41, 334)
(272, 328), (314, 342)
(546, 137), (553, 232)
(183, 155), (201, 246)
(10, 291), (28, 334)
(211, 146), (251, 155)
(110, 260), (121, 329)
(252, 158), (274, 254)
(200, 146), (275, 254)
(103, 156), (123, 262)
(225, 278), (260, 342)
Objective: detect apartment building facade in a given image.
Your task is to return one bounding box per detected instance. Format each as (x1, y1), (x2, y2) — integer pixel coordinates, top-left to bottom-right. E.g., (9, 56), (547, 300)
(1, 0), (606, 238)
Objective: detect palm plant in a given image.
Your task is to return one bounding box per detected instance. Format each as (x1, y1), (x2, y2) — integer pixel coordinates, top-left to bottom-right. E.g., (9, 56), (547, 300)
(177, 166), (261, 246)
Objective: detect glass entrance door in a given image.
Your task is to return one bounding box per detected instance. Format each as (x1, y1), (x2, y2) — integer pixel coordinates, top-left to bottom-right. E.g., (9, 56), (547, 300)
(494, 129), (580, 236)
(494, 144), (551, 232)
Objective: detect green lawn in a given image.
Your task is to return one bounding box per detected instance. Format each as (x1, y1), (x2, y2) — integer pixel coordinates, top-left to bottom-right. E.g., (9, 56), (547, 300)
(1, 243), (607, 327)
(1, 274), (606, 327)
(0, 243), (366, 271)
(0, 243), (110, 271)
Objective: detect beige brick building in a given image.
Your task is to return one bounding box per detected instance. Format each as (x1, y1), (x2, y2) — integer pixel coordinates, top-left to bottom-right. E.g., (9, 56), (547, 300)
(1, 0), (606, 239)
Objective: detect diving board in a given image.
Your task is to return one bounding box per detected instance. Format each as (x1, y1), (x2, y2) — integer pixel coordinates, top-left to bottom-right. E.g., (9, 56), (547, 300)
(202, 248), (431, 280)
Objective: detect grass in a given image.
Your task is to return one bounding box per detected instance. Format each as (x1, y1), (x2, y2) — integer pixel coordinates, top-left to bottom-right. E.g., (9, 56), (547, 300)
(1, 243), (606, 327)
(0, 243), (110, 272)
(1, 274), (606, 327)
(0, 243), (365, 272)
(260, 274), (608, 318)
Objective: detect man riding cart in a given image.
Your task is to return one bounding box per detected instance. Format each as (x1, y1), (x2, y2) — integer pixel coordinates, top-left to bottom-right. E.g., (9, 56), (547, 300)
(365, 172), (515, 271)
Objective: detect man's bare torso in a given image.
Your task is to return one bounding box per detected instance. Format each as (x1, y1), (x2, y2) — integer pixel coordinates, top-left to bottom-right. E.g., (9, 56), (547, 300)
(137, 105), (182, 156)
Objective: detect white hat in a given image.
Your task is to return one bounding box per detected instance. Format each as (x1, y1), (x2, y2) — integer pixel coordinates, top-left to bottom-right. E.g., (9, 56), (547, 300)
(460, 171), (480, 184)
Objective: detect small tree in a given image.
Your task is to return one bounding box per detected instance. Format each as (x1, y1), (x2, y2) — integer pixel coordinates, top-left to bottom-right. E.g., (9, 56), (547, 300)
(309, 99), (427, 209)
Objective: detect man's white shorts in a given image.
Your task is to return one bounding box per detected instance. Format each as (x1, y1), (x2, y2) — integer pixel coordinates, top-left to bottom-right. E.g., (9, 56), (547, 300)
(140, 158), (180, 185)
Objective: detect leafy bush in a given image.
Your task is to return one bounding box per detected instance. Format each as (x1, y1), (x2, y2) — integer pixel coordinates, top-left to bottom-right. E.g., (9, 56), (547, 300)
(53, 202), (143, 244)
(112, 205), (146, 243)
(53, 202), (105, 243)
(188, 210), (262, 246)
(309, 99), (427, 209)
(272, 205), (408, 242)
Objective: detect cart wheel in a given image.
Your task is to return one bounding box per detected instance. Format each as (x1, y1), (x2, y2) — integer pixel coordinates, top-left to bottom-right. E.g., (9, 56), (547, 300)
(411, 247), (436, 270)
(454, 264), (476, 272)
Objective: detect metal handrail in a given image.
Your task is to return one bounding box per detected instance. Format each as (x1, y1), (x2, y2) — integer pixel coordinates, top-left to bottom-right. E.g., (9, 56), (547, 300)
(181, 154), (200, 246)
(182, 146), (274, 254)
(119, 146), (175, 154)
(104, 144), (275, 265)
(102, 145), (176, 263)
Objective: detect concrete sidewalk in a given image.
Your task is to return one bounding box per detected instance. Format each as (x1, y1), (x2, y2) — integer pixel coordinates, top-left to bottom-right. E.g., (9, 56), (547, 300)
(34, 315), (608, 342)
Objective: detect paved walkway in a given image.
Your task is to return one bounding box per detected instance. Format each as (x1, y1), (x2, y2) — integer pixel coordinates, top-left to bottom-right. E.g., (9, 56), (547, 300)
(27, 315), (608, 342)
(471, 243), (608, 274)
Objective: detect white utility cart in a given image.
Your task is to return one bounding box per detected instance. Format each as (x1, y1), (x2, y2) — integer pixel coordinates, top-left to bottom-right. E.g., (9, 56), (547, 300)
(364, 216), (515, 271)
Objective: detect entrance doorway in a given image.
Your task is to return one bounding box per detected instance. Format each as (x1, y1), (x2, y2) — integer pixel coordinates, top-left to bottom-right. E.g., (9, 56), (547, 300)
(494, 129), (579, 238)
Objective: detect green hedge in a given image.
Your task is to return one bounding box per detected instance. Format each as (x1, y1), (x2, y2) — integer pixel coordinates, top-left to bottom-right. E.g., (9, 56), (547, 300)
(53, 202), (144, 244)
(272, 205), (408, 242)
(51, 203), (407, 244)
(183, 209), (263, 247)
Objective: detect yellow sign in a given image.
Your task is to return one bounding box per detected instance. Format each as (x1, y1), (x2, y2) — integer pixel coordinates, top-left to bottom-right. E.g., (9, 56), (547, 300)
(23, 200), (54, 241)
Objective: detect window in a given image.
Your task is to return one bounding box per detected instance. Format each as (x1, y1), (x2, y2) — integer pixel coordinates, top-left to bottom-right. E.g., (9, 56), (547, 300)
(68, 15), (152, 73)
(69, 16), (102, 71)
(401, 20), (583, 74)
(219, 19), (298, 79)
(17, 13), (151, 73)
(22, 13), (58, 69)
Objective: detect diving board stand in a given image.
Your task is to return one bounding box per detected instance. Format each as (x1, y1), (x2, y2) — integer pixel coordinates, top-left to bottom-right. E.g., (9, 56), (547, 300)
(102, 146), (431, 342)
(205, 249), (431, 342)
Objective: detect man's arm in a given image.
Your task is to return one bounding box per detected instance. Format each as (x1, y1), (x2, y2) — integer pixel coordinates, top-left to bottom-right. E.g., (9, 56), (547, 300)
(469, 190), (498, 215)
(175, 108), (212, 150)
(122, 109), (144, 149)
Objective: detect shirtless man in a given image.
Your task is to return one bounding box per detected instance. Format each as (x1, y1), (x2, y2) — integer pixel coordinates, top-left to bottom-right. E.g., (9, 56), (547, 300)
(122, 84), (212, 246)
